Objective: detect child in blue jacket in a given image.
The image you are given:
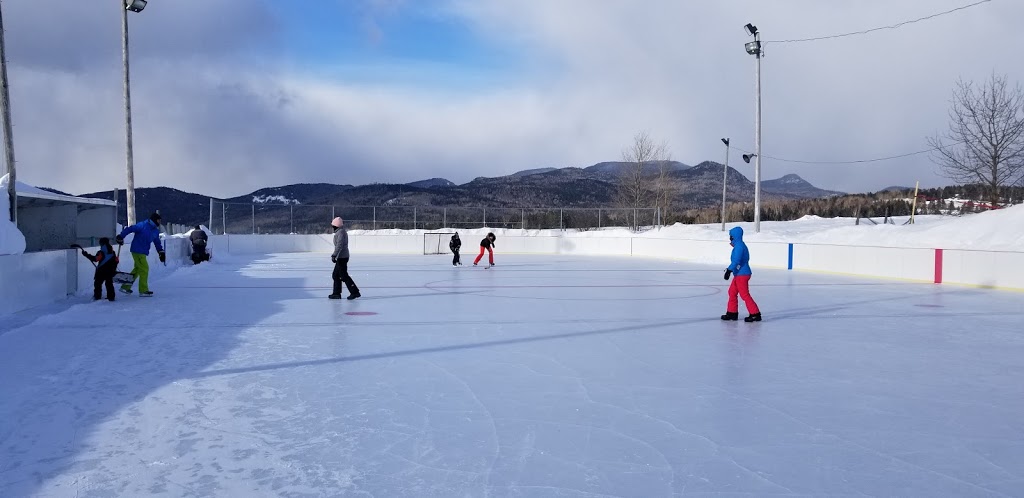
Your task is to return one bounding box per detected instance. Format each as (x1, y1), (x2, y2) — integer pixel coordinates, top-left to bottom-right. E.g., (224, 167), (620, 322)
(721, 226), (762, 322)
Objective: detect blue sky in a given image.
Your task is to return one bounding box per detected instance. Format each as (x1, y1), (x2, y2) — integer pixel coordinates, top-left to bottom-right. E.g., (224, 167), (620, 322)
(264, 2), (521, 86)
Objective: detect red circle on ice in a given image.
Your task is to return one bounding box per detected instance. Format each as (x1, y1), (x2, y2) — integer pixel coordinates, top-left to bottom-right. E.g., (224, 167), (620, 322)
(345, 311), (378, 316)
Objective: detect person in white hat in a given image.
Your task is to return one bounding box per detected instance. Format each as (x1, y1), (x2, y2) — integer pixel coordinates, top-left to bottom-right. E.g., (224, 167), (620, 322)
(329, 217), (361, 300)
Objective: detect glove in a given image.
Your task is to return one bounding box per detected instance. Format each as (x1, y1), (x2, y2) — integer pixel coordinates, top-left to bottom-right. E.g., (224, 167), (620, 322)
(81, 250), (90, 258)
(115, 236), (124, 245)
(331, 256), (337, 264)
(724, 269), (732, 280)
(158, 251), (166, 263)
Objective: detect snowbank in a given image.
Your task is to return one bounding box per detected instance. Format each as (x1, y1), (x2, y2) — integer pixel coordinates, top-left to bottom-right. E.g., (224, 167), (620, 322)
(0, 174), (27, 255)
(349, 208), (1023, 252)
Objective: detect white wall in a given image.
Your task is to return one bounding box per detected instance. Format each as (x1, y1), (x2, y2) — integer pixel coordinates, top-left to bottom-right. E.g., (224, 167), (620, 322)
(942, 250), (1024, 290)
(215, 232), (1022, 290)
(1, 236), (193, 316)
(0, 250), (73, 315)
(5, 232), (1021, 317)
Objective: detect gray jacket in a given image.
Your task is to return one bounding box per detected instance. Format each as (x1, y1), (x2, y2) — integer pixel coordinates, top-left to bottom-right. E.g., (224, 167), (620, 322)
(332, 227), (350, 259)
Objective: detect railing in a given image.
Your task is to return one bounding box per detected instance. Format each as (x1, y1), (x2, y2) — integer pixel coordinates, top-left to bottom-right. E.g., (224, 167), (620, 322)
(206, 200), (662, 235)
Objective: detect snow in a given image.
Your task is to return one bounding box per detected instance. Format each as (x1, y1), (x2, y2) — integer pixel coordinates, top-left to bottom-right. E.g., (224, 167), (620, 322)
(0, 174), (27, 255)
(356, 205), (1024, 252)
(1, 253), (1021, 496)
(252, 195), (300, 205)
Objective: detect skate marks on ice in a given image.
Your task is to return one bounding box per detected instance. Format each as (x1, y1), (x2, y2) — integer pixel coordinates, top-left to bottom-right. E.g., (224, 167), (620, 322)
(2, 253), (1023, 496)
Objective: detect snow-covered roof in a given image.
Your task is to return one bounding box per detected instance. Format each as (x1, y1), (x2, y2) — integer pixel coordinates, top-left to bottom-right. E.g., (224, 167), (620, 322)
(0, 174), (115, 208)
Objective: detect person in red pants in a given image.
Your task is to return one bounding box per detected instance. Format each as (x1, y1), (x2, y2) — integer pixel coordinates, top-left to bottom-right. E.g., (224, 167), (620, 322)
(473, 232), (496, 267)
(721, 226), (762, 322)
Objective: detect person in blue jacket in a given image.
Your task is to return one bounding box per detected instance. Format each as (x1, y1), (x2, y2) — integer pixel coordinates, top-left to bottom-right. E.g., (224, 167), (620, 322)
(116, 212), (166, 297)
(721, 226), (762, 322)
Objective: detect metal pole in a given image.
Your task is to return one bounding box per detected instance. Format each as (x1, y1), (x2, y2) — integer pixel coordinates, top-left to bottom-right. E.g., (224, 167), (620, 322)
(754, 32), (762, 233)
(483, 207), (486, 228)
(521, 209), (525, 230)
(221, 202), (226, 234)
(372, 206), (376, 231)
(633, 208), (637, 231)
(560, 209), (563, 231)
(251, 204), (255, 234)
(721, 140), (730, 231)
(443, 207), (447, 229)
(113, 189), (119, 232)
(208, 198), (213, 231)
(121, 1), (138, 226)
(413, 206), (417, 230)
(290, 204), (293, 234)
(0, 4), (17, 224)
(598, 208), (601, 229)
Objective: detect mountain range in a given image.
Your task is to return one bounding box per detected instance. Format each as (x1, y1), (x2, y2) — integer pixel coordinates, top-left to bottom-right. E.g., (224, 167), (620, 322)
(77, 160), (843, 229)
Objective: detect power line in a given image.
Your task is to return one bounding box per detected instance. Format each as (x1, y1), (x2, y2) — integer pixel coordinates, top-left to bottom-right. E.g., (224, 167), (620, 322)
(765, 0), (993, 44)
(735, 139), (967, 165)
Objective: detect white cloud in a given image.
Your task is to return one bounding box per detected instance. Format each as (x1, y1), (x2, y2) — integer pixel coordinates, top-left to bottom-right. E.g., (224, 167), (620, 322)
(4, 0), (1023, 198)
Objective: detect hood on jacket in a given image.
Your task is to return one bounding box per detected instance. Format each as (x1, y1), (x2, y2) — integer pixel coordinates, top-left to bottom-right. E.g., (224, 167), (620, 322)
(728, 226), (744, 244)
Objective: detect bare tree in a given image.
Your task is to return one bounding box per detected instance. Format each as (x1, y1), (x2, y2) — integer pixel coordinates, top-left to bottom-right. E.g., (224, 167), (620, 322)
(619, 131), (672, 228)
(928, 74), (1024, 208)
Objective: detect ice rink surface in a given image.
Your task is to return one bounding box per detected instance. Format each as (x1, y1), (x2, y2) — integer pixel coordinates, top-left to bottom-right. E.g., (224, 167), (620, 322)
(1, 253), (1023, 497)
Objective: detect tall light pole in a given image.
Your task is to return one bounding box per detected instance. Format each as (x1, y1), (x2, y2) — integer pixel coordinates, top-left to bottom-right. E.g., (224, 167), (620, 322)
(0, 2), (17, 223)
(744, 23), (762, 233)
(122, 0), (148, 226)
(720, 138), (729, 231)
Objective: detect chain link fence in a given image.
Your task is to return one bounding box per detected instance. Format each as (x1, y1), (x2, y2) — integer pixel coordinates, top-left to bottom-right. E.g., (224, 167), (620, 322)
(207, 200), (661, 235)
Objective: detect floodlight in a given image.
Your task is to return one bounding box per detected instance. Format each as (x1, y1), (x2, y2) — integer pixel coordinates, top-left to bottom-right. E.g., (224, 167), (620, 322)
(721, 138), (730, 146)
(742, 154), (756, 164)
(744, 23), (758, 36)
(745, 41), (761, 56)
(126, 0), (147, 12)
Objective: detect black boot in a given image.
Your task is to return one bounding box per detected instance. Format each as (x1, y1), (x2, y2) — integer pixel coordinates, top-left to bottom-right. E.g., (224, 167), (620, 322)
(744, 313), (762, 323)
(720, 312), (739, 321)
(328, 294), (342, 299)
(347, 290), (361, 300)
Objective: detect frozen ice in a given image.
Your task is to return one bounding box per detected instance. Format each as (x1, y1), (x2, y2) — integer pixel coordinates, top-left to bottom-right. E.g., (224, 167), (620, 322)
(1, 253), (1022, 497)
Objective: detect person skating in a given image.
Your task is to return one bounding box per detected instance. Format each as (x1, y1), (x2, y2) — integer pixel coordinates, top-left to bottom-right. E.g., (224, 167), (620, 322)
(721, 226), (762, 322)
(116, 213), (165, 297)
(473, 232), (496, 267)
(80, 238), (118, 301)
(449, 232), (462, 266)
(328, 217), (361, 300)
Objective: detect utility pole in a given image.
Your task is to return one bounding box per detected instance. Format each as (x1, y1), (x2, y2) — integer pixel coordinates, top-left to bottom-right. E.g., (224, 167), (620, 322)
(720, 138), (730, 231)
(0, 2), (17, 223)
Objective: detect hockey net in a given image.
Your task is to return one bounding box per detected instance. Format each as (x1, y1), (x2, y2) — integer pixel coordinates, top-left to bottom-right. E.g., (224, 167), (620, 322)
(423, 232), (456, 255)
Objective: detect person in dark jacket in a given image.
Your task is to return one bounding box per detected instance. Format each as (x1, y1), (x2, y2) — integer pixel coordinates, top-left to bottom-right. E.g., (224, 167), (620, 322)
(473, 232), (497, 267)
(189, 225), (210, 264)
(449, 233), (462, 266)
(83, 238), (118, 301)
(116, 212), (165, 297)
(329, 217), (361, 300)
(721, 226), (762, 322)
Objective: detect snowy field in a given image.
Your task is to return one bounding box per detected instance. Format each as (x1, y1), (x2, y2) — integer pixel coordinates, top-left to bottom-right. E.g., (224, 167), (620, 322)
(1, 253), (1023, 497)
(350, 204), (1024, 252)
